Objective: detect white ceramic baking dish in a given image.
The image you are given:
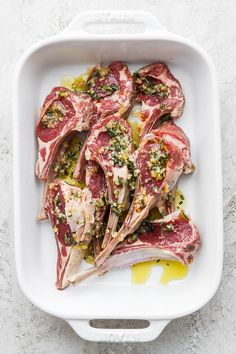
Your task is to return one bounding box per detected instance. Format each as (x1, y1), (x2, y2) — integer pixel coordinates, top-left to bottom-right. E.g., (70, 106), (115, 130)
(13, 11), (223, 342)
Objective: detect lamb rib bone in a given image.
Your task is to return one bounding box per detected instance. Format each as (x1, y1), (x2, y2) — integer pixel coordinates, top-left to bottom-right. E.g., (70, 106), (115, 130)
(76, 160), (107, 247)
(45, 180), (95, 289)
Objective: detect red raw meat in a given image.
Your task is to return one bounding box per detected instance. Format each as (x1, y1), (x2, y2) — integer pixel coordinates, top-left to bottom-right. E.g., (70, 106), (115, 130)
(87, 61), (134, 120)
(83, 114), (134, 249)
(36, 87), (94, 180)
(68, 210), (201, 285)
(45, 180), (95, 289)
(134, 63), (185, 138)
(95, 121), (193, 266)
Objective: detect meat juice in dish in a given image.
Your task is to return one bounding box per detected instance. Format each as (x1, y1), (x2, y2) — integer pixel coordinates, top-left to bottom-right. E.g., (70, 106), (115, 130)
(35, 62), (201, 289)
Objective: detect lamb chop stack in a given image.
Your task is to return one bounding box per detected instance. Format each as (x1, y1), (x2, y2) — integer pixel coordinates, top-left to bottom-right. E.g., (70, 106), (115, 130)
(36, 61), (135, 287)
(68, 65), (200, 285)
(35, 61), (201, 289)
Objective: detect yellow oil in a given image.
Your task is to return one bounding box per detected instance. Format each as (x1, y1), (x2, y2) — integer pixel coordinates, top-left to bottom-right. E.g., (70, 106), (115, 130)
(60, 75), (75, 90)
(61, 67), (94, 92)
(128, 120), (141, 148)
(131, 109), (141, 118)
(175, 189), (186, 210)
(131, 260), (189, 285)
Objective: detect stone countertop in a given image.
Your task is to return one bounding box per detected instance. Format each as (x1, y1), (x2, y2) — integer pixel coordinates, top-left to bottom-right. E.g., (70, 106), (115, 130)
(1, 0), (235, 353)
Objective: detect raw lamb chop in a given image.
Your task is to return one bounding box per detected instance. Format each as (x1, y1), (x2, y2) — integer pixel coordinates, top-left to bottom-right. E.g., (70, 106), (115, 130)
(134, 63), (185, 138)
(83, 115), (135, 249)
(95, 121), (193, 266)
(85, 61), (134, 120)
(36, 87), (94, 180)
(35, 87), (94, 219)
(45, 180), (95, 289)
(76, 161), (107, 247)
(68, 210), (201, 285)
(73, 61), (135, 182)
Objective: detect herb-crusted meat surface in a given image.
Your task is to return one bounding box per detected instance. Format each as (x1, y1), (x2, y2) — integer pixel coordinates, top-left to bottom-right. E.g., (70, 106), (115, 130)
(85, 61), (134, 120)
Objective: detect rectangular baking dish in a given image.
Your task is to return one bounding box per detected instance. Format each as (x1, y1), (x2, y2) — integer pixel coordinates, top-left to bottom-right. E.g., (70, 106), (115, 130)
(13, 11), (223, 342)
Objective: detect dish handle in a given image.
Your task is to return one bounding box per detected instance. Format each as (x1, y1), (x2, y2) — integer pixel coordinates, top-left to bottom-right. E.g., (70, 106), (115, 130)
(66, 319), (170, 342)
(63, 11), (168, 37)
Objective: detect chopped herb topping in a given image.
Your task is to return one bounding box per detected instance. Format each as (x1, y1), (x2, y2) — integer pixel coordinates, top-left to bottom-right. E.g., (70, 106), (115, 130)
(95, 193), (108, 211)
(138, 221), (154, 234)
(52, 192), (66, 224)
(86, 65), (119, 99)
(127, 233), (138, 244)
(134, 187), (149, 212)
(112, 202), (126, 215)
(41, 102), (65, 129)
(148, 141), (168, 181)
(160, 222), (175, 232)
(134, 73), (169, 98)
(58, 90), (68, 98)
(54, 136), (83, 185)
(104, 121), (131, 167)
(64, 233), (76, 246)
(83, 242), (95, 264)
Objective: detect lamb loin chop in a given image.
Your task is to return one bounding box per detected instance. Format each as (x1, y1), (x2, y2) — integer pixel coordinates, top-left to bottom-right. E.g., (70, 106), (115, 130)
(95, 121), (193, 266)
(35, 87), (94, 219)
(85, 61), (134, 120)
(68, 210), (201, 285)
(45, 180), (95, 289)
(82, 115), (135, 249)
(134, 63), (185, 138)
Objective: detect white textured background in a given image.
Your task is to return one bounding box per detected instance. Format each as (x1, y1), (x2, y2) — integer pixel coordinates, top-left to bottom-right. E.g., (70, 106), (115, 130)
(1, 0), (236, 353)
